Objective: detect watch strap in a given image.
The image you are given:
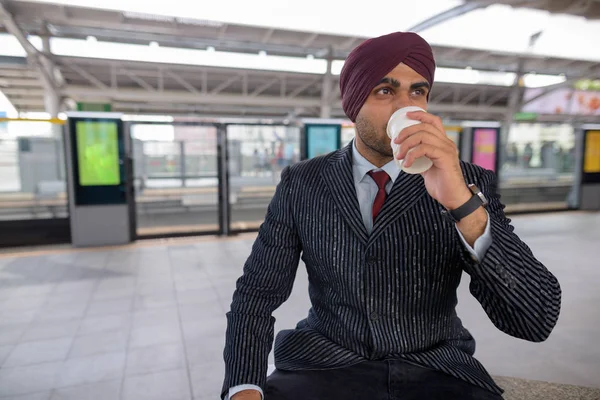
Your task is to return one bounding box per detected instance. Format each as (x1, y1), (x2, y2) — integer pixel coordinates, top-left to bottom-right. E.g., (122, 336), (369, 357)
(448, 193), (484, 222)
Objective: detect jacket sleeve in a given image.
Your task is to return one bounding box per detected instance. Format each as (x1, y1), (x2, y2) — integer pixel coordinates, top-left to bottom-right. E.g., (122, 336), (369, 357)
(459, 168), (561, 342)
(221, 165), (302, 398)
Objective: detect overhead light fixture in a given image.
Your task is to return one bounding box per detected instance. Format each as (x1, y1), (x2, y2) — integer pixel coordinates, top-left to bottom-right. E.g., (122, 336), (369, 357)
(86, 36), (97, 43)
(523, 73), (566, 88)
(123, 114), (174, 122)
(149, 41), (159, 48)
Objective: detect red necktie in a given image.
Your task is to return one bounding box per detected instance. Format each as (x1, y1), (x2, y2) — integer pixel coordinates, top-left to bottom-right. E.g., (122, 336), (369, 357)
(367, 170), (390, 222)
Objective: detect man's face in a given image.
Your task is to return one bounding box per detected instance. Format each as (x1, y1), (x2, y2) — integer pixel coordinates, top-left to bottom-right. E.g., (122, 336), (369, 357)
(354, 63), (431, 158)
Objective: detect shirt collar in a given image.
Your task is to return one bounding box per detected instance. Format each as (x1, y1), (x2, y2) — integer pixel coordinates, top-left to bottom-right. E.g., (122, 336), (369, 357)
(351, 138), (400, 186)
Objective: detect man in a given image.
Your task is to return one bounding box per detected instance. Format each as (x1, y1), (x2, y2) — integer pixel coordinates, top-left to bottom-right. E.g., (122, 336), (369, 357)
(222, 31), (561, 400)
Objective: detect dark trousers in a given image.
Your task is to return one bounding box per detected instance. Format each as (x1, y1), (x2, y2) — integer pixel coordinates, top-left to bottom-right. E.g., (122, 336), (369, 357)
(265, 360), (503, 400)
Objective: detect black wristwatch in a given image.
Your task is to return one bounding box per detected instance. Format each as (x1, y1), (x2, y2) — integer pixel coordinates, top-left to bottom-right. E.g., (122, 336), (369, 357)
(444, 184), (488, 223)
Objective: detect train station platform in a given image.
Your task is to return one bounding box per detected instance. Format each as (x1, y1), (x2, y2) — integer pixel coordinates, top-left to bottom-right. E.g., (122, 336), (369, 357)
(0, 211), (599, 400)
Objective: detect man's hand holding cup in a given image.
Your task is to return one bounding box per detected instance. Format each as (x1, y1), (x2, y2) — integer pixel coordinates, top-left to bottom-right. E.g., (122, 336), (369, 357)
(391, 108), (472, 211)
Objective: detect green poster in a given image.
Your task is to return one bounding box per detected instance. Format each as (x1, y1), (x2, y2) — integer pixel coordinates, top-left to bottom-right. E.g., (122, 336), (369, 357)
(76, 121), (120, 186)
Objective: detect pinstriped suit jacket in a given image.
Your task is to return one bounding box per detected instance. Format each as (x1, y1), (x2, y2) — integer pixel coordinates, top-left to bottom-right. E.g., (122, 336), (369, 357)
(222, 142), (561, 398)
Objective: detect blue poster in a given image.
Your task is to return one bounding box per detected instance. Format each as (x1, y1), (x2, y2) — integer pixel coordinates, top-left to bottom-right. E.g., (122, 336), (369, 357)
(306, 125), (340, 159)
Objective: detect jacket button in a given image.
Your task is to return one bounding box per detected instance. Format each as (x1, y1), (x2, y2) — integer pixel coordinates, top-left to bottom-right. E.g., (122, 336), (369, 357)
(370, 312), (379, 321)
(366, 256), (378, 267)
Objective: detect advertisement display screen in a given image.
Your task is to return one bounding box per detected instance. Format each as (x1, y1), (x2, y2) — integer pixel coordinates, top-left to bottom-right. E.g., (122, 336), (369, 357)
(584, 131), (600, 174)
(472, 128), (498, 172)
(69, 117), (126, 206)
(305, 124), (340, 159)
(523, 88), (600, 116)
(76, 121), (121, 186)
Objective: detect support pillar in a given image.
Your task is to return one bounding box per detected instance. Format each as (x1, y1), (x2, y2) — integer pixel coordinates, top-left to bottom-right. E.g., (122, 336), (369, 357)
(320, 49), (334, 119)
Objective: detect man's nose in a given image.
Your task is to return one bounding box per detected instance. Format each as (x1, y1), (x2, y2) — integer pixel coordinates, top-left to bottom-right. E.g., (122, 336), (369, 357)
(392, 92), (415, 111)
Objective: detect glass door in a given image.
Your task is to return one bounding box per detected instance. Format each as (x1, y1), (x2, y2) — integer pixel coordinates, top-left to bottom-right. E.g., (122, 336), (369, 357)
(227, 124), (301, 232)
(130, 123), (221, 237)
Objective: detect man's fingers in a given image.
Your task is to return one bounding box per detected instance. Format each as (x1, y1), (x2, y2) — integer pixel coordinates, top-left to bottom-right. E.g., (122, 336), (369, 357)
(394, 123), (441, 145)
(402, 143), (455, 168)
(395, 131), (456, 162)
(405, 111), (446, 139)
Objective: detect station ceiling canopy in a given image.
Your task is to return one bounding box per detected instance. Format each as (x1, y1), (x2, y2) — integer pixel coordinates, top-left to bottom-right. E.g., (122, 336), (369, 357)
(1, 0), (599, 121)
(1, 0), (599, 65)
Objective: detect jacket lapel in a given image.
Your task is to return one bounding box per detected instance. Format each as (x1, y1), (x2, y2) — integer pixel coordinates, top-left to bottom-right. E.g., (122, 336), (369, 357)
(321, 144), (369, 245)
(368, 171), (428, 244)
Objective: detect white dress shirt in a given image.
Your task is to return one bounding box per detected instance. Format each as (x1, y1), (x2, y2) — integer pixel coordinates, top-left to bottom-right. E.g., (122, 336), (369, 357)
(227, 140), (492, 400)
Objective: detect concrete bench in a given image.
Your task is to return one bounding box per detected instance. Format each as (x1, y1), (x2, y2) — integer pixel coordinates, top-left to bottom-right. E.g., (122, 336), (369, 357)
(265, 365), (600, 399)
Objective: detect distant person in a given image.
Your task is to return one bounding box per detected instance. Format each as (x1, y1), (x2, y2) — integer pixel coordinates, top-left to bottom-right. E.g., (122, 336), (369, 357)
(556, 147), (566, 173)
(222, 32), (561, 400)
(523, 143), (534, 168)
(541, 141), (557, 171)
(253, 149), (262, 176)
(276, 142), (285, 168)
(508, 143), (519, 167)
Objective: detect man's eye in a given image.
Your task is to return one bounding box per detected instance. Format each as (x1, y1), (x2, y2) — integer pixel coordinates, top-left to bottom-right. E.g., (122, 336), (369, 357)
(377, 87), (393, 95)
(413, 89), (427, 96)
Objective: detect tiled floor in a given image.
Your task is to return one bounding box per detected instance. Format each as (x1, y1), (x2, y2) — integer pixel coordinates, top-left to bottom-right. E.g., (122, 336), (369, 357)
(0, 211), (599, 399)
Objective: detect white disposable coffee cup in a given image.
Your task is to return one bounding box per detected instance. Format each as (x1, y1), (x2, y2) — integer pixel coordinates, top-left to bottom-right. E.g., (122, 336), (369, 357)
(386, 106), (434, 174)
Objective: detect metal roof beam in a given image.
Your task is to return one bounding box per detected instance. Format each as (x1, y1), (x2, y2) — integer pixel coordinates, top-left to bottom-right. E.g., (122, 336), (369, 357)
(287, 77), (321, 98)
(122, 69), (156, 92)
(261, 28), (275, 43)
(0, 1), (61, 91)
(250, 77), (280, 97)
(431, 88), (455, 103)
(62, 86), (320, 108)
(0, 87), (44, 96)
(0, 78), (40, 87)
(210, 74), (242, 95)
(339, 37), (360, 50)
(218, 24), (228, 39)
(458, 89), (483, 105)
(302, 33), (319, 48)
(165, 70), (199, 94)
(485, 91), (509, 106)
(68, 64), (108, 90)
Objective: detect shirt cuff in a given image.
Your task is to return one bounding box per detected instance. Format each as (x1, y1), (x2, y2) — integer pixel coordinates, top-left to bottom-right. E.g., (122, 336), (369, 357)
(455, 209), (492, 262)
(227, 385), (264, 400)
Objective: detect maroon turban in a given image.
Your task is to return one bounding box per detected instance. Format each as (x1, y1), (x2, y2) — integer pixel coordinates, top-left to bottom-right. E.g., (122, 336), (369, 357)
(340, 31), (436, 122)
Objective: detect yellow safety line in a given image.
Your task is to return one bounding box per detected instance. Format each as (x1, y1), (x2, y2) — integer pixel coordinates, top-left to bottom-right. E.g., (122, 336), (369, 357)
(444, 125), (462, 131)
(0, 118), (65, 124)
